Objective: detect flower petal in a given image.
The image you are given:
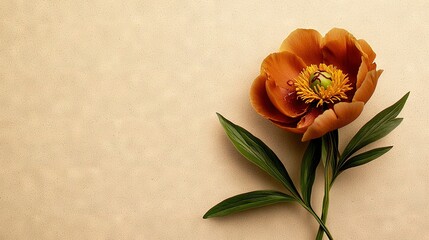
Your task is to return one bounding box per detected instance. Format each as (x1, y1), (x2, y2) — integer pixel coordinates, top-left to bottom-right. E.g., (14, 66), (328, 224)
(262, 52), (309, 117)
(279, 29), (323, 65)
(250, 74), (298, 124)
(353, 69), (383, 103)
(271, 120), (305, 134)
(322, 28), (364, 80)
(297, 107), (323, 129)
(356, 57), (378, 94)
(356, 57), (369, 89)
(271, 107), (323, 134)
(302, 101), (364, 141)
(265, 81), (308, 118)
(262, 52), (307, 88)
(357, 39), (376, 64)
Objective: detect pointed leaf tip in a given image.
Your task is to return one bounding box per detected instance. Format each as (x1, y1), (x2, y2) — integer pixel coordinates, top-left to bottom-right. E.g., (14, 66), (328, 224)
(203, 190), (295, 218)
(216, 114), (300, 197)
(340, 92), (408, 164)
(340, 146), (393, 172)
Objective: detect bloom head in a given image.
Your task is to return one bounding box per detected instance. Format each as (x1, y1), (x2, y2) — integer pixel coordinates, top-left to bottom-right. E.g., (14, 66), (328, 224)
(250, 28), (382, 141)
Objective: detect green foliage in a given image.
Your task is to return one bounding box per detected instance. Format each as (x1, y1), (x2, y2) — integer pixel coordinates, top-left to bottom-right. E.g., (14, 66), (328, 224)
(205, 92), (408, 240)
(300, 138), (321, 205)
(339, 146), (393, 171)
(203, 191), (295, 218)
(339, 92), (409, 168)
(216, 113), (299, 197)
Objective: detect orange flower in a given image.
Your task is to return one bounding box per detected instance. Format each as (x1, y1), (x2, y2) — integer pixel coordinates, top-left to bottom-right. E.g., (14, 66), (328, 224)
(250, 28), (382, 141)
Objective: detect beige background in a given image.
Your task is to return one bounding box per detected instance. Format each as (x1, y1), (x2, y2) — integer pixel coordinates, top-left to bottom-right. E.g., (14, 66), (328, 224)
(1, 1), (428, 239)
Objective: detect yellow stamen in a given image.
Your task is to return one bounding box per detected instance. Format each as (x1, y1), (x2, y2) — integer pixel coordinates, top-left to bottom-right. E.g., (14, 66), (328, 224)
(294, 64), (352, 107)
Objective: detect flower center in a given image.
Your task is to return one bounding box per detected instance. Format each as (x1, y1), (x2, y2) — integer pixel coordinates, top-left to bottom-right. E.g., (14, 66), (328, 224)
(309, 71), (332, 92)
(294, 64), (352, 107)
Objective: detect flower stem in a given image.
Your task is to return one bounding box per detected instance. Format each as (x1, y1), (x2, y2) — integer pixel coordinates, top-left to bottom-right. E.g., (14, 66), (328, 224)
(315, 179), (330, 239)
(315, 131), (336, 240)
(298, 200), (334, 240)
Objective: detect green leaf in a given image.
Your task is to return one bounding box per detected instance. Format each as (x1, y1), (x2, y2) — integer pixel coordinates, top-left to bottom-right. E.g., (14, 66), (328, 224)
(203, 190), (295, 218)
(321, 132), (336, 187)
(340, 92), (409, 165)
(346, 118), (402, 154)
(329, 130), (339, 174)
(340, 146), (393, 171)
(300, 138), (321, 205)
(216, 113), (299, 197)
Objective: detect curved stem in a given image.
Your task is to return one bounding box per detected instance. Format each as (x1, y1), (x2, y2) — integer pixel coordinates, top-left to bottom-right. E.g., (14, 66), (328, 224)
(315, 131), (336, 240)
(299, 200), (334, 240)
(315, 180), (330, 239)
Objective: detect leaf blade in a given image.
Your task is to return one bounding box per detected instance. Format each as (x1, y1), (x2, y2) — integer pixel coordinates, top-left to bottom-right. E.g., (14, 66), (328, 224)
(217, 113), (299, 196)
(300, 138), (321, 205)
(355, 118), (402, 149)
(340, 146), (393, 171)
(203, 190), (295, 218)
(340, 92), (409, 164)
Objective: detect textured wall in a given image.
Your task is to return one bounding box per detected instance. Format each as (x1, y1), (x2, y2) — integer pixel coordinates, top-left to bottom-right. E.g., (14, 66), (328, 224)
(1, 1), (428, 239)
